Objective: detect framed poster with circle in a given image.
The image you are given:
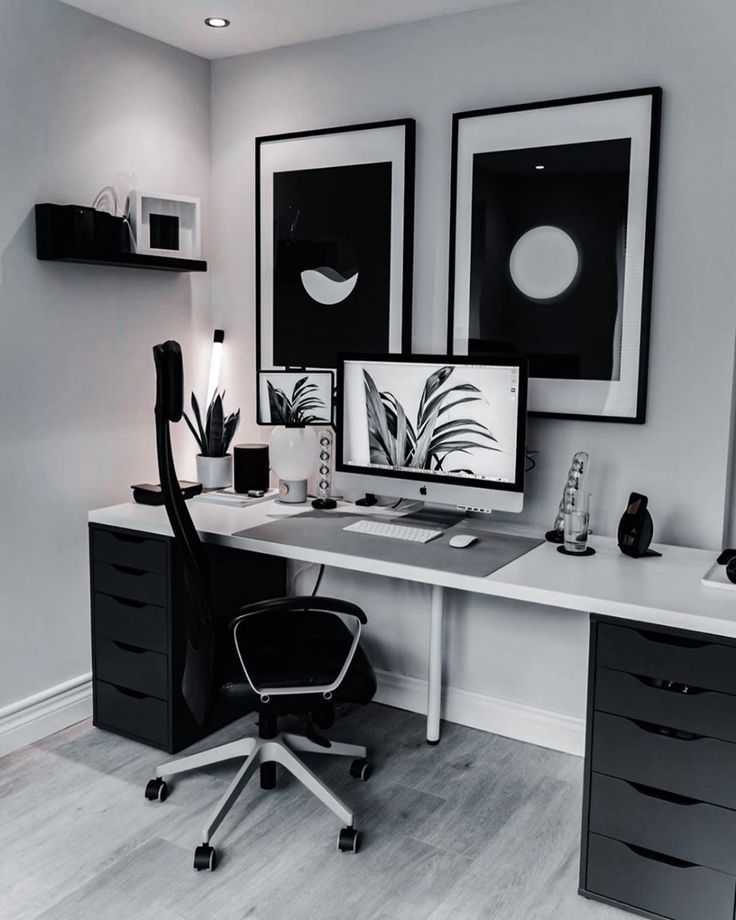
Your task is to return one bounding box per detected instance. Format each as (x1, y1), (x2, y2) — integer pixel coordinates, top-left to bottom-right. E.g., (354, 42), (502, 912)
(256, 119), (415, 372)
(448, 88), (662, 422)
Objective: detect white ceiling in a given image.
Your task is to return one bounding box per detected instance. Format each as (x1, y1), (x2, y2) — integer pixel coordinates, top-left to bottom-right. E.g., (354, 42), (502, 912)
(60, 0), (523, 60)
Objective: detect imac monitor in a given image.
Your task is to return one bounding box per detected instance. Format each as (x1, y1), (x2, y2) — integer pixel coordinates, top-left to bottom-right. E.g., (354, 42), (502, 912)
(336, 354), (527, 513)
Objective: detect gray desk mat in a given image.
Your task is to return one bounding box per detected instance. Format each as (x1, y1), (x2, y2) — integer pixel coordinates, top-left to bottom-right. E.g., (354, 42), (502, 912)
(235, 511), (542, 578)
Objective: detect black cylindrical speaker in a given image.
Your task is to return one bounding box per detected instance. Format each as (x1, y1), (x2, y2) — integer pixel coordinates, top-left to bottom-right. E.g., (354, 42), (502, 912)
(233, 444), (270, 494)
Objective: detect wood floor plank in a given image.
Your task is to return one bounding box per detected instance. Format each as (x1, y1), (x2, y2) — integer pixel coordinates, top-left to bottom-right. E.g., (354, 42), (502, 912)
(1, 702), (622, 920)
(31, 838), (191, 920)
(0, 747), (189, 920)
(424, 774), (616, 920)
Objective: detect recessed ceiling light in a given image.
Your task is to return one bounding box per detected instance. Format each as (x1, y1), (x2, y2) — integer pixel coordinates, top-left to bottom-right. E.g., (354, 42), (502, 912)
(205, 17), (230, 28)
(535, 165), (545, 170)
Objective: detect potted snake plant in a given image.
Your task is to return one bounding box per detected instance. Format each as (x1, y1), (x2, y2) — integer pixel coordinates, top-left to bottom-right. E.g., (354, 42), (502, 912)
(184, 390), (240, 489)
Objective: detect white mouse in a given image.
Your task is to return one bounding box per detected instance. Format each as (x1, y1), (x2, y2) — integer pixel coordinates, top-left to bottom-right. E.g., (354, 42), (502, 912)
(449, 534), (478, 549)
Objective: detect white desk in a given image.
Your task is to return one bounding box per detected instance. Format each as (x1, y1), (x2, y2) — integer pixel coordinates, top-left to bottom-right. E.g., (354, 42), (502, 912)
(89, 498), (732, 743)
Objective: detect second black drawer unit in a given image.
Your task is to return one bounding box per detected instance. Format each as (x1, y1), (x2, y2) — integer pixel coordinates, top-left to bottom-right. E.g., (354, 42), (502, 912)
(580, 616), (736, 920)
(90, 523), (286, 753)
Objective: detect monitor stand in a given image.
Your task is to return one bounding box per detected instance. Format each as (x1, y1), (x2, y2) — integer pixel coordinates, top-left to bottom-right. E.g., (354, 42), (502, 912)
(396, 503), (467, 530)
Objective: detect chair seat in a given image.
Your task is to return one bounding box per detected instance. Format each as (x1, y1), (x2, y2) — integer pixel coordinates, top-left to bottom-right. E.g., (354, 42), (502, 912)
(220, 607), (377, 711)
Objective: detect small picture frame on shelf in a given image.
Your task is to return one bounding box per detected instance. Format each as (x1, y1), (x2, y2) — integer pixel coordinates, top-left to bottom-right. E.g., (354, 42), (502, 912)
(128, 191), (201, 258)
(257, 370), (334, 426)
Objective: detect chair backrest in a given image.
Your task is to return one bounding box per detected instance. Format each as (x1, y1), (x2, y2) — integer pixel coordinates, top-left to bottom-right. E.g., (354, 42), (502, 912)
(152, 340), (214, 726)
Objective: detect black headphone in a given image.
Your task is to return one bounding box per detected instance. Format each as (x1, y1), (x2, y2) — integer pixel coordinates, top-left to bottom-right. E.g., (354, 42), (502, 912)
(717, 549), (736, 583)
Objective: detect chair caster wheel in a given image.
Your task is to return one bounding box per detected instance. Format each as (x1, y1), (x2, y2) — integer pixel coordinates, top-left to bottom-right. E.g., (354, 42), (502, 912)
(193, 844), (216, 871)
(144, 778), (168, 802)
(337, 826), (360, 853)
(349, 758), (373, 781)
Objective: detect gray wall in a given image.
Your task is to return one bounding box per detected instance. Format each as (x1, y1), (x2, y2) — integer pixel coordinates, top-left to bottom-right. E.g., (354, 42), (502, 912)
(0, 0), (211, 708)
(210, 0), (736, 725)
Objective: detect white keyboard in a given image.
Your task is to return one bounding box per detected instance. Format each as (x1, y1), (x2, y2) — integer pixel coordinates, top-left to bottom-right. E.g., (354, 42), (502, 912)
(343, 519), (443, 544)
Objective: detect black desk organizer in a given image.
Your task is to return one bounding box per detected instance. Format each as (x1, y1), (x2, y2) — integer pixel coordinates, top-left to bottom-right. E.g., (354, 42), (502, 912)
(89, 523), (286, 753)
(580, 615), (736, 920)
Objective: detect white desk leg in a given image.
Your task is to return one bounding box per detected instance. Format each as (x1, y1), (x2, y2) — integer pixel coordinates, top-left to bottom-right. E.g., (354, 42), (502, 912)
(427, 584), (444, 744)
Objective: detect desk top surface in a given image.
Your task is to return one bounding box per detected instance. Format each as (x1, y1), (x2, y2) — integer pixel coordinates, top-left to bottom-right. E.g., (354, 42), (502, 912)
(89, 498), (736, 639)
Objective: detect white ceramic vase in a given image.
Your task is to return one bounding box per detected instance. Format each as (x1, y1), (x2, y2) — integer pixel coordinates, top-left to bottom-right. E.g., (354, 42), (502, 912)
(196, 454), (232, 490)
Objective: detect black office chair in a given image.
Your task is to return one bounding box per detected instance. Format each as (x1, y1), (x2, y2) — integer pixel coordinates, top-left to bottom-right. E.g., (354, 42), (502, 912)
(144, 341), (377, 870)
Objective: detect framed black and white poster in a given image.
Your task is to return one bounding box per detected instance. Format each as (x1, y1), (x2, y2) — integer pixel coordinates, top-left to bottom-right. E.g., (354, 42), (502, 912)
(257, 370), (334, 426)
(448, 88), (661, 422)
(256, 119), (415, 372)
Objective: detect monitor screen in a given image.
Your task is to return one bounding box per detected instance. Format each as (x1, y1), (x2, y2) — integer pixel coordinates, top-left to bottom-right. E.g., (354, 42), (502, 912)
(337, 355), (526, 493)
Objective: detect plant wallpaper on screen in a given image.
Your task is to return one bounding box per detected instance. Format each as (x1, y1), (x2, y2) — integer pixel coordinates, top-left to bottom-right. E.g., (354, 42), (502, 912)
(267, 376), (327, 425)
(363, 366), (500, 473)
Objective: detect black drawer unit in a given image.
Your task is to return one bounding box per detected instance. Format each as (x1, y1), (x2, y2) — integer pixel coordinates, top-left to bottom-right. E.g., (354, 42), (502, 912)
(586, 834), (736, 920)
(92, 529), (168, 574)
(592, 711), (736, 810)
(89, 523), (287, 753)
(595, 665), (736, 745)
(597, 622), (736, 697)
(589, 774), (736, 877)
(94, 561), (168, 606)
(580, 616), (736, 920)
(95, 680), (169, 748)
(94, 636), (168, 699)
(94, 593), (167, 653)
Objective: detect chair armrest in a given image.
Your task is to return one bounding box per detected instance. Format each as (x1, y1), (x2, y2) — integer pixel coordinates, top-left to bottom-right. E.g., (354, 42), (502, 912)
(229, 595), (367, 629)
(229, 595), (366, 704)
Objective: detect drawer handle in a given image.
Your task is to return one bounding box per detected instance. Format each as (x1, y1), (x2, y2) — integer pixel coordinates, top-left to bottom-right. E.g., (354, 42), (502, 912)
(634, 674), (705, 696)
(110, 596), (147, 610)
(627, 780), (699, 807)
(110, 563), (146, 577)
(112, 684), (148, 700)
(110, 640), (148, 655)
(636, 629), (709, 650)
(111, 533), (148, 545)
(624, 842), (696, 870)
(632, 718), (702, 741)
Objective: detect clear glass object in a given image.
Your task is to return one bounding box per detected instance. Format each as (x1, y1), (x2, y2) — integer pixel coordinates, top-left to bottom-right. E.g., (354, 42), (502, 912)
(548, 450), (589, 541)
(564, 490), (591, 554)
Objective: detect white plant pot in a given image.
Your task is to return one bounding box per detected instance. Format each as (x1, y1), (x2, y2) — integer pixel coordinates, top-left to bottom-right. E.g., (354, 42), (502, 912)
(196, 454), (232, 490)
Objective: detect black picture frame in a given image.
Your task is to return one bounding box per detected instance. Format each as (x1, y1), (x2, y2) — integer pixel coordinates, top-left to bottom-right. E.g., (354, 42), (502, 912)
(447, 88), (662, 423)
(256, 118), (416, 373)
(256, 369), (335, 427)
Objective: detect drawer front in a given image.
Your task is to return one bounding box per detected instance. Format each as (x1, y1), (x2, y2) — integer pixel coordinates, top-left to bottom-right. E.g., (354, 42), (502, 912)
(593, 711), (736, 810)
(597, 622), (736, 697)
(95, 636), (168, 699)
(94, 561), (167, 606)
(94, 593), (167, 654)
(595, 666), (736, 745)
(586, 833), (736, 920)
(589, 773), (736, 876)
(95, 680), (168, 748)
(92, 528), (167, 574)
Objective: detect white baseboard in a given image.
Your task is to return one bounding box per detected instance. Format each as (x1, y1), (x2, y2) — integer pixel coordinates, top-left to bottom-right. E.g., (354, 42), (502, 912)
(0, 674), (93, 759)
(0, 669), (584, 760)
(374, 669), (585, 757)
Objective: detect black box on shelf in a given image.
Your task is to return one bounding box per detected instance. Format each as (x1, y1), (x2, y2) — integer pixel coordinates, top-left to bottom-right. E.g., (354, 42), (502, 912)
(35, 203), (130, 260)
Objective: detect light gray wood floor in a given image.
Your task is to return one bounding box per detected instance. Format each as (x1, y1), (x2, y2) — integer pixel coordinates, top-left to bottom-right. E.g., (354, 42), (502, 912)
(0, 704), (625, 920)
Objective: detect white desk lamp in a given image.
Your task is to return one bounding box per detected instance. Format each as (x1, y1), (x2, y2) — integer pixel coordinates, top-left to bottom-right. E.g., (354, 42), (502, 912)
(269, 425), (318, 503)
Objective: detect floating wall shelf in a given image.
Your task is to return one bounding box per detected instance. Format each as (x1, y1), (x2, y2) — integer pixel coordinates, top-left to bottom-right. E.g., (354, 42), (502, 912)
(35, 203), (207, 273)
